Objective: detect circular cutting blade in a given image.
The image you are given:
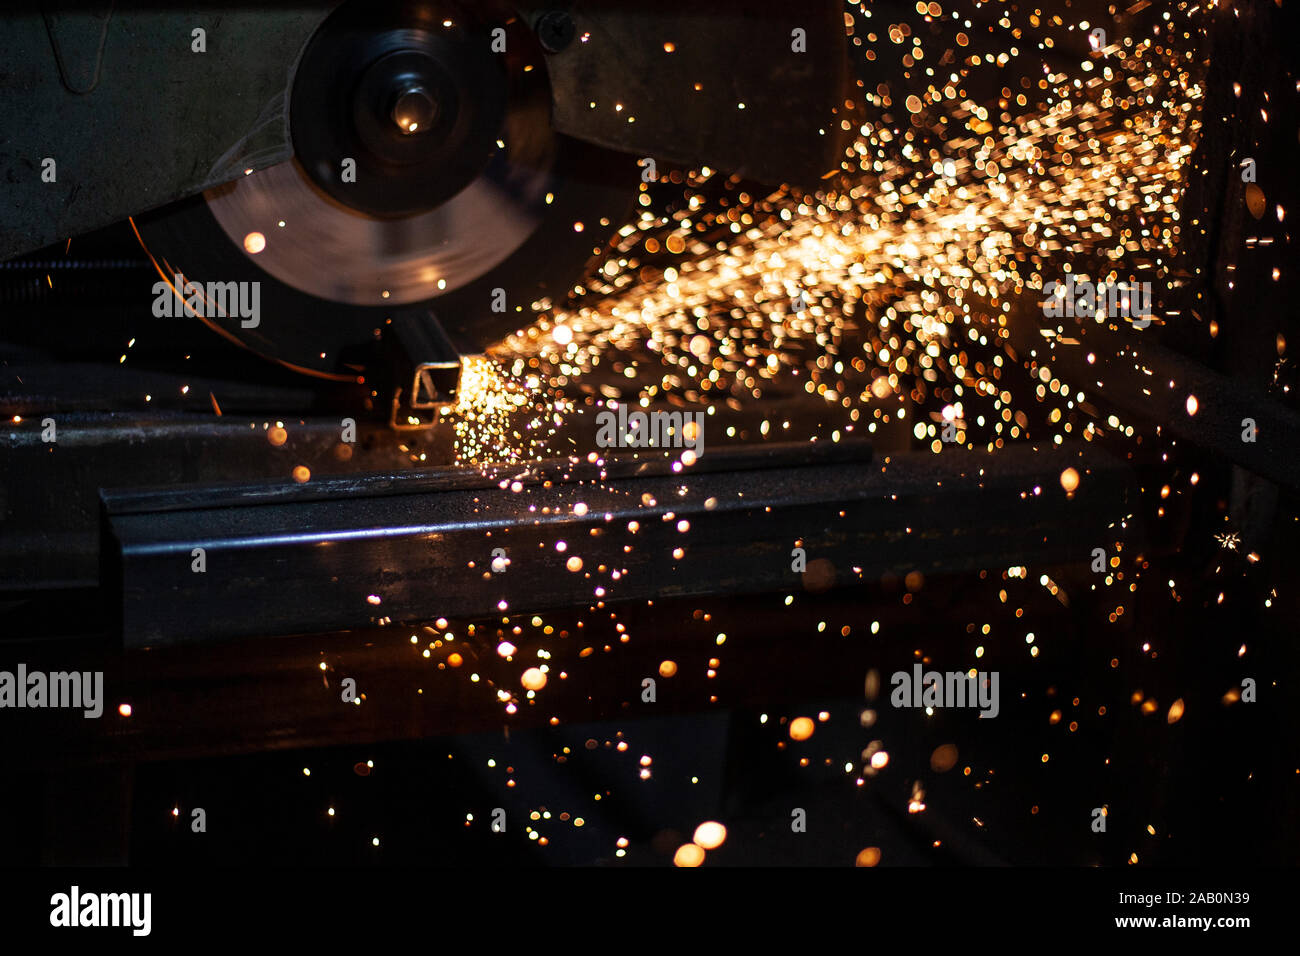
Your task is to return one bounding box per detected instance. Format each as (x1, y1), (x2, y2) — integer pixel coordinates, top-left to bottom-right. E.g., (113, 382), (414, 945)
(133, 2), (636, 379)
(204, 104), (553, 307)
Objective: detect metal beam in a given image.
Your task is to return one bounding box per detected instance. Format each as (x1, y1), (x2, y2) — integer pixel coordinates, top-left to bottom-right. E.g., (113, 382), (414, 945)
(104, 440), (1138, 648)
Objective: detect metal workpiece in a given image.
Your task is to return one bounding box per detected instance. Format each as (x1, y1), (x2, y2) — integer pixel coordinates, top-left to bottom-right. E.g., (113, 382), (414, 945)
(381, 310), (464, 427)
(103, 440), (1137, 648)
(0, 410), (405, 598)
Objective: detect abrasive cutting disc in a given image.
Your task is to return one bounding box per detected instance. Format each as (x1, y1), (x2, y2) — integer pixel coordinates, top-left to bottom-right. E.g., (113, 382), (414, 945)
(135, 0), (634, 379)
(204, 130), (551, 309)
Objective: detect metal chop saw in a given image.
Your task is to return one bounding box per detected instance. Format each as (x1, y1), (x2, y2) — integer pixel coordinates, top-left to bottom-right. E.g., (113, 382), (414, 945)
(2, 0), (855, 425)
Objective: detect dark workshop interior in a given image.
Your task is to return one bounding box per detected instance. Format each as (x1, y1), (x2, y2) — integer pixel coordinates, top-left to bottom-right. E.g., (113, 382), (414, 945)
(1, 0), (1298, 876)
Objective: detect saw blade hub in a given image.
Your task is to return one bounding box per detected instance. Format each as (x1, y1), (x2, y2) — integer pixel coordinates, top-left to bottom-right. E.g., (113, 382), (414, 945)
(291, 5), (508, 219)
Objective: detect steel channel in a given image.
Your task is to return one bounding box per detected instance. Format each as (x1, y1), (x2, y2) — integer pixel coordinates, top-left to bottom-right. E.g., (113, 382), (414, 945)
(103, 440), (1137, 648)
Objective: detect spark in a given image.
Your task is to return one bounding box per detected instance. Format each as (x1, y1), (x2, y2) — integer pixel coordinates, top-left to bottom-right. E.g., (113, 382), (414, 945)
(494, 4), (1203, 468)
(1215, 532), (1241, 551)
